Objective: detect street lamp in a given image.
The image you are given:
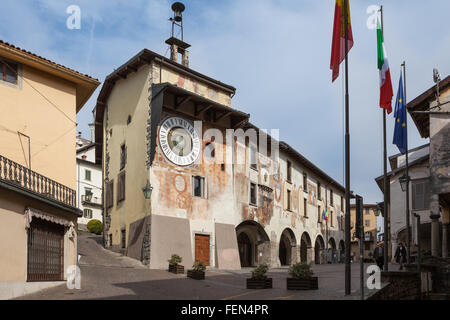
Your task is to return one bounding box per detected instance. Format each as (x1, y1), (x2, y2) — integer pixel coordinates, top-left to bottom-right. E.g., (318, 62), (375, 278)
(142, 181), (153, 199)
(399, 174), (410, 192)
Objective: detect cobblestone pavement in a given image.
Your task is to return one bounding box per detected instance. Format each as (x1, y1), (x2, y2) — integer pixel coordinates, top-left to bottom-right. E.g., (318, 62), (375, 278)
(16, 232), (399, 300)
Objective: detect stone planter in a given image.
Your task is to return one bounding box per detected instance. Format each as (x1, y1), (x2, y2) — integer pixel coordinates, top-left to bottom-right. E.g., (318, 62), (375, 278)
(187, 270), (205, 280)
(286, 277), (318, 290)
(246, 277), (272, 289)
(168, 264), (184, 274)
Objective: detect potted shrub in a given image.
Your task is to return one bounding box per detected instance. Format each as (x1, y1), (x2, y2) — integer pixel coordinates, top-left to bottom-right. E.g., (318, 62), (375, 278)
(187, 261), (206, 280)
(246, 264), (272, 289)
(287, 262), (318, 290)
(168, 254), (184, 274)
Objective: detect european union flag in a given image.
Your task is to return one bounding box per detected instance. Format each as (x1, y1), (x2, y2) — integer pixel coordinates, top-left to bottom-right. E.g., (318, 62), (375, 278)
(393, 74), (407, 154)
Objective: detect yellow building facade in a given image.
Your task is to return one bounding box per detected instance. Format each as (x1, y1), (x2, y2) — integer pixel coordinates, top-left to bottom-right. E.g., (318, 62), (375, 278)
(0, 40), (99, 299)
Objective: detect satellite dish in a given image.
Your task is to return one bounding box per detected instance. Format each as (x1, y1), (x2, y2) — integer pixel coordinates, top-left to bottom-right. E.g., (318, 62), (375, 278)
(433, 68), (441, 84)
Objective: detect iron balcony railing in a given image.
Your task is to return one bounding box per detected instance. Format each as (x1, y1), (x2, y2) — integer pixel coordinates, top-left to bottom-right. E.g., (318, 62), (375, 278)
(0, 154), (76, 208)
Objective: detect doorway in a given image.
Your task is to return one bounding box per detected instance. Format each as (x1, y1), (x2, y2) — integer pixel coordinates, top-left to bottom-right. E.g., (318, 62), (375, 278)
(195, 234), (210, 266)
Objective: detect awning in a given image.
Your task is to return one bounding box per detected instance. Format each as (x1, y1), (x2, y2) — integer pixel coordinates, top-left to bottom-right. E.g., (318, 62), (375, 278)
(24, 207), (75, 238)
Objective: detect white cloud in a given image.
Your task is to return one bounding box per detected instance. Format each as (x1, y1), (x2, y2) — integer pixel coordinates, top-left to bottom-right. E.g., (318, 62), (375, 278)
(2, 0), (449, 203)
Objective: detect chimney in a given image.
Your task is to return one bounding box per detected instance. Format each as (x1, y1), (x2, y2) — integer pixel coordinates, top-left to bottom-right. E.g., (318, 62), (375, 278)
(166, 2), (191, 67)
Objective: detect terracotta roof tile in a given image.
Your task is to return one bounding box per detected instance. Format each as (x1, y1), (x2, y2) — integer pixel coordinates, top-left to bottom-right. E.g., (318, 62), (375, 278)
(0, 39), (99, 82)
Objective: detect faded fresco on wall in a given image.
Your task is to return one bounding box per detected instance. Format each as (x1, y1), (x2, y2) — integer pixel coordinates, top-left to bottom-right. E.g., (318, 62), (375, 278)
(308, 183), (317, 206)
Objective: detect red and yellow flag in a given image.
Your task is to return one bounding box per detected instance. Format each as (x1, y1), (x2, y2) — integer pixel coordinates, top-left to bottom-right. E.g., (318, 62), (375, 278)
(330, 0), (354, 82)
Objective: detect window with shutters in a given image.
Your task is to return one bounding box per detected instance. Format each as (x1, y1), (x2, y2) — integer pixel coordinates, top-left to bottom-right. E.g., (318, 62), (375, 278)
(106, 180), (114, 208)
(412, 179), (430, 210)
(117, 171), (126, 203)
(120, 144), (127, 170)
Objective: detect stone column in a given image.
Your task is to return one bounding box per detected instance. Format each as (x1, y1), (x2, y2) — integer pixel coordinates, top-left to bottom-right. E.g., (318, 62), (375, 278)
(391, 238), (398, 263)
(170, 44), (178, 63)
(430, 194), (441, 257)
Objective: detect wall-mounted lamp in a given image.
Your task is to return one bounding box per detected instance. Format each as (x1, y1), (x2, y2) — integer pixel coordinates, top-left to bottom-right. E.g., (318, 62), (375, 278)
(399, 174), (410, 192)
(142, 181), (153, 199)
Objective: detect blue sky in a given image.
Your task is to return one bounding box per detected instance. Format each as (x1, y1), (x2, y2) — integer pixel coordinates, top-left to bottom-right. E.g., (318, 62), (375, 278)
(2, 0), (449, 203)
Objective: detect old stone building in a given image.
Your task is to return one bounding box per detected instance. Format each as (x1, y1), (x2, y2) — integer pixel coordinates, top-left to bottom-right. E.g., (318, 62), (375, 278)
(407, 74), (450, 258)
(94, 35), (346, 269)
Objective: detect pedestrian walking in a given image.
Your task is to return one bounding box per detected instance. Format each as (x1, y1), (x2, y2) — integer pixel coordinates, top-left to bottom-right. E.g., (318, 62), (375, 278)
(394, 242), (407, 270)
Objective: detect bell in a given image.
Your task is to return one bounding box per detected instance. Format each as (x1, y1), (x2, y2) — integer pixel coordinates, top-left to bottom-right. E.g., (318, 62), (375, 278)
(172, 2), (185, 22)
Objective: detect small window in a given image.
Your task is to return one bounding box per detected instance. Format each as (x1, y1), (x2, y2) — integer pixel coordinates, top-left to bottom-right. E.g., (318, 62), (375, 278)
(250, 146), (257, 170)
(287, 189), (292, 211)
(365, 208), (371, 215)
(412, 179), (430, 210)
(83, 209), (93, 219)
(117, 171), (126, 203)
(121, 229), (126, 249)
(330, 211), (334, 227)
(106, 180), (114, 208)
(304, 198), (307, 217)
(330, 189), (334, 206)
(205, 142), (215, 159)
(85, 169), (91, 181)
(250, 182), (257, 206)
(1, 60), (18, 84)
(364, 242), (371, 251)
(341, 196), (344, 211)
(303, 173), (308, 192)
(317, 182), (321, 200)
(193, 176), (206, 198)
(318, 205), (322, 223)
(287, 160), (292, 182)
(127, 115), (132, 125)
(120, 144), (127, 170)
(365, 220), (370, 227)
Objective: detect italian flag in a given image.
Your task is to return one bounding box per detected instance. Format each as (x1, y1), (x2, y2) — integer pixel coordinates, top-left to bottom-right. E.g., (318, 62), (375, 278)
(377, 17), (393, 114)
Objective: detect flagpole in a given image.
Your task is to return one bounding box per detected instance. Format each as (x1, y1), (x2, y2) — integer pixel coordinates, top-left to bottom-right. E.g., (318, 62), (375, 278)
(380, 5), (389, 272)
(402, 61), (411, 264)
(344, 0), (352, 295)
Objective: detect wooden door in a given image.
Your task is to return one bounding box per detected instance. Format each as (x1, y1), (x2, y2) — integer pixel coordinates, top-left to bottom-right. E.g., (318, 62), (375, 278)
(238, 232), (252, 267)
(195, 234), (210, 266)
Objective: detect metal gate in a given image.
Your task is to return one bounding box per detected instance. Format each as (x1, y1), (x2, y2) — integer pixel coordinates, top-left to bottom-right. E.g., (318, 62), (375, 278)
(27, 218), (64, 281)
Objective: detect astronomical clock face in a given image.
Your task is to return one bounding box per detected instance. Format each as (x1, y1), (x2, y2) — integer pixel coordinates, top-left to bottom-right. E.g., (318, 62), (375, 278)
(159, 117), (201, 166)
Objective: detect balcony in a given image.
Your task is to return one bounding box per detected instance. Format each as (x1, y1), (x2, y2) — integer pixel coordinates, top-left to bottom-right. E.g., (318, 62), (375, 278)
(81, 193), (102, 207)
(0, 155), (77, 210)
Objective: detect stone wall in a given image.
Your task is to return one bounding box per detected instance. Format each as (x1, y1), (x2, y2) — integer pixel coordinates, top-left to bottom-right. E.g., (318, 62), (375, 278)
(368, 271), (421, 300)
